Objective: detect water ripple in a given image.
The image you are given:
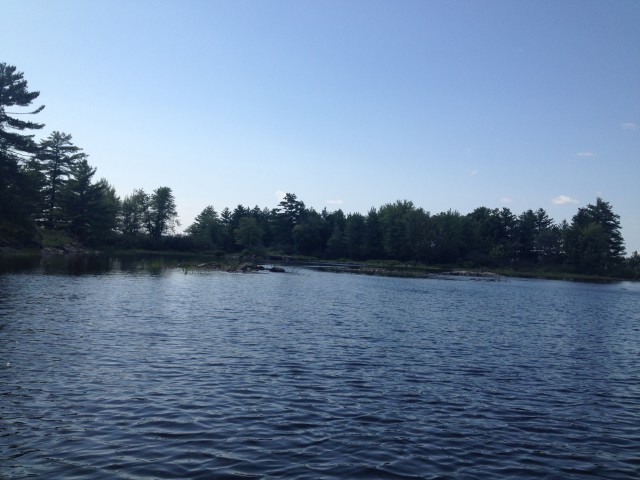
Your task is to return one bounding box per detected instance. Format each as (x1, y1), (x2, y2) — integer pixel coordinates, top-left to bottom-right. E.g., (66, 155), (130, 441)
(1, 270), (639, 478)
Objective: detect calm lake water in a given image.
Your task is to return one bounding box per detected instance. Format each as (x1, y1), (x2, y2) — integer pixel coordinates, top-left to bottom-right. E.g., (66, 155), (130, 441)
(1, 257), (639, 479)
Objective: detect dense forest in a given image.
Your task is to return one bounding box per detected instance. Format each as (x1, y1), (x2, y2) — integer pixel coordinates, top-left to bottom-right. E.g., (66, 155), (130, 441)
(1, 62), (638, 278)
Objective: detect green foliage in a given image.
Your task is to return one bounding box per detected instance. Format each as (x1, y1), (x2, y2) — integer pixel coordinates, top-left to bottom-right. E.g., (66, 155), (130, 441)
(0, 62), (45, 243)
(234, 216), (263, 251)
(0, 63), (44, 157)
(147, 186), (179, 239)
(627, 251), (640, 279)
(119, 189), (149, 236)
(279, 193), (306, 224)
(117, 186), (179, 242)
(291, 208), (324, 256)
(344, 212), (367, 260)
(270, 193), (306, 251)
(40, 228), (73, 248)
(379, 200), (414, 260)
(35, 131), (87, 228)
(431, 210), (466, 264)
(63, 161), (119, 245)
(186, 205), (222, 248)
(179, 193), (632, 278)
(565, 198), (625, 274)
(0, 62), (634, 279)
(364, 208), (384, 259)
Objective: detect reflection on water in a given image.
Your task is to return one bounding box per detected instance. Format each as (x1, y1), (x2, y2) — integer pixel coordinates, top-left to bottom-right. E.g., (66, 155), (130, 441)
(1, 253), (117, 274)
(0, 253), (201, 275)
(1, 258), (639, 479)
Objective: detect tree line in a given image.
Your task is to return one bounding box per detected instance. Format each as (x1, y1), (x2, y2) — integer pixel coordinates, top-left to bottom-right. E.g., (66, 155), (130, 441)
(186, 193), (636, 276)
(1, 62), (178, 248)
(1, 62), (638, 277)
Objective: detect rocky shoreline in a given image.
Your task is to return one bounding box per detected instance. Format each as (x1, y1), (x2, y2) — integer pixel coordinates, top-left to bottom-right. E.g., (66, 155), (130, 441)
(189, 262), (286, 274)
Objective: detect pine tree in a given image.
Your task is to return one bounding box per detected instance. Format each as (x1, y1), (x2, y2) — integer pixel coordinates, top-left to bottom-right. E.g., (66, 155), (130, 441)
(0, 63), (45, 242)
(186, 205), (222, 248)
(565, 198), (625, 273)
(344, 212), (367, 260)
(234, 217), (263, 251)
(62, 160), (119, 244)
(364, 207), (384, 259)
(35, 131), (87, 229)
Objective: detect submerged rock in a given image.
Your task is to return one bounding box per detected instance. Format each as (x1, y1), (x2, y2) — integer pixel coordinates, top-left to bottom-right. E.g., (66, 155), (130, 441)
(227, 263), (269, 273)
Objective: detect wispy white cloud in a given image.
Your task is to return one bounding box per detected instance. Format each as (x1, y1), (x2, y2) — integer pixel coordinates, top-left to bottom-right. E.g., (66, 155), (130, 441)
(551, 195), (578, 205)
(467, 169), (478, 176)
(622, 122), (638, 130)
(326, 199), (344, 205)
(500, 197), (512, 204)
(275, 190), (286, 201)
(577, 151), (596, 157)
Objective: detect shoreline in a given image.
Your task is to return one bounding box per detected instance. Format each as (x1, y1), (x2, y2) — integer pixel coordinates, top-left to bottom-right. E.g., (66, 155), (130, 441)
(0, 249), (635, 283)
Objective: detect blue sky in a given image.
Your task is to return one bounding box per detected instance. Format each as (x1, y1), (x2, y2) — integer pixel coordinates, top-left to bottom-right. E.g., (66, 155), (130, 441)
(3, 0), (639, 253)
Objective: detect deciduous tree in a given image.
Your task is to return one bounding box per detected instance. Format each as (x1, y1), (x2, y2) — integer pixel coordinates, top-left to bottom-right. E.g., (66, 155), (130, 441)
(119, 189), (149, 236)
(147, 187), (179, 239)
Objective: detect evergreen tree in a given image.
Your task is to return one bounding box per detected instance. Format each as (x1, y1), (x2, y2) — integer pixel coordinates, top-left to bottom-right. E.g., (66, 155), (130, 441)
(230, 204), (250, 232)
(344, 212), (367, 260)
(627, 251), (640, 279)
(364, 207), (384, 259)
(63, 160), (118, 244)
(272, 193), (306, 251)
(94, 178), (120, 242)
(278, 193), (306, 224)
(36, 131), (86, 228)
(220, 207), (232, 226)
(535, 224), (563, 265)
(252, 206), (272, 248)
(0, 63), (45, 241)
(186, 205), (222, 248)
(431, 210), (466, 264)
(515, 209), (537, 263)
(219, 207), (233, 250)
(494, 207), (517, 263)
(467, 207), (497, 262)
(565, 198), (625, 273)
(222, 204), (250, 251)
(20, 157), (47, 225)
(379, 200), (414, 260)
(234, 217), (263, 251)
(405, 207), (432, 262)
(532, 208), (560, 264)
(325, 209), (346, 259)
(292, 208), (324, 256)
(63, 159), (96, 239)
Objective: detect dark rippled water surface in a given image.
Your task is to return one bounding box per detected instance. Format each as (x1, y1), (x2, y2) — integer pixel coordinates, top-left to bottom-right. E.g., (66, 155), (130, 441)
(1, 262), (639, 479)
